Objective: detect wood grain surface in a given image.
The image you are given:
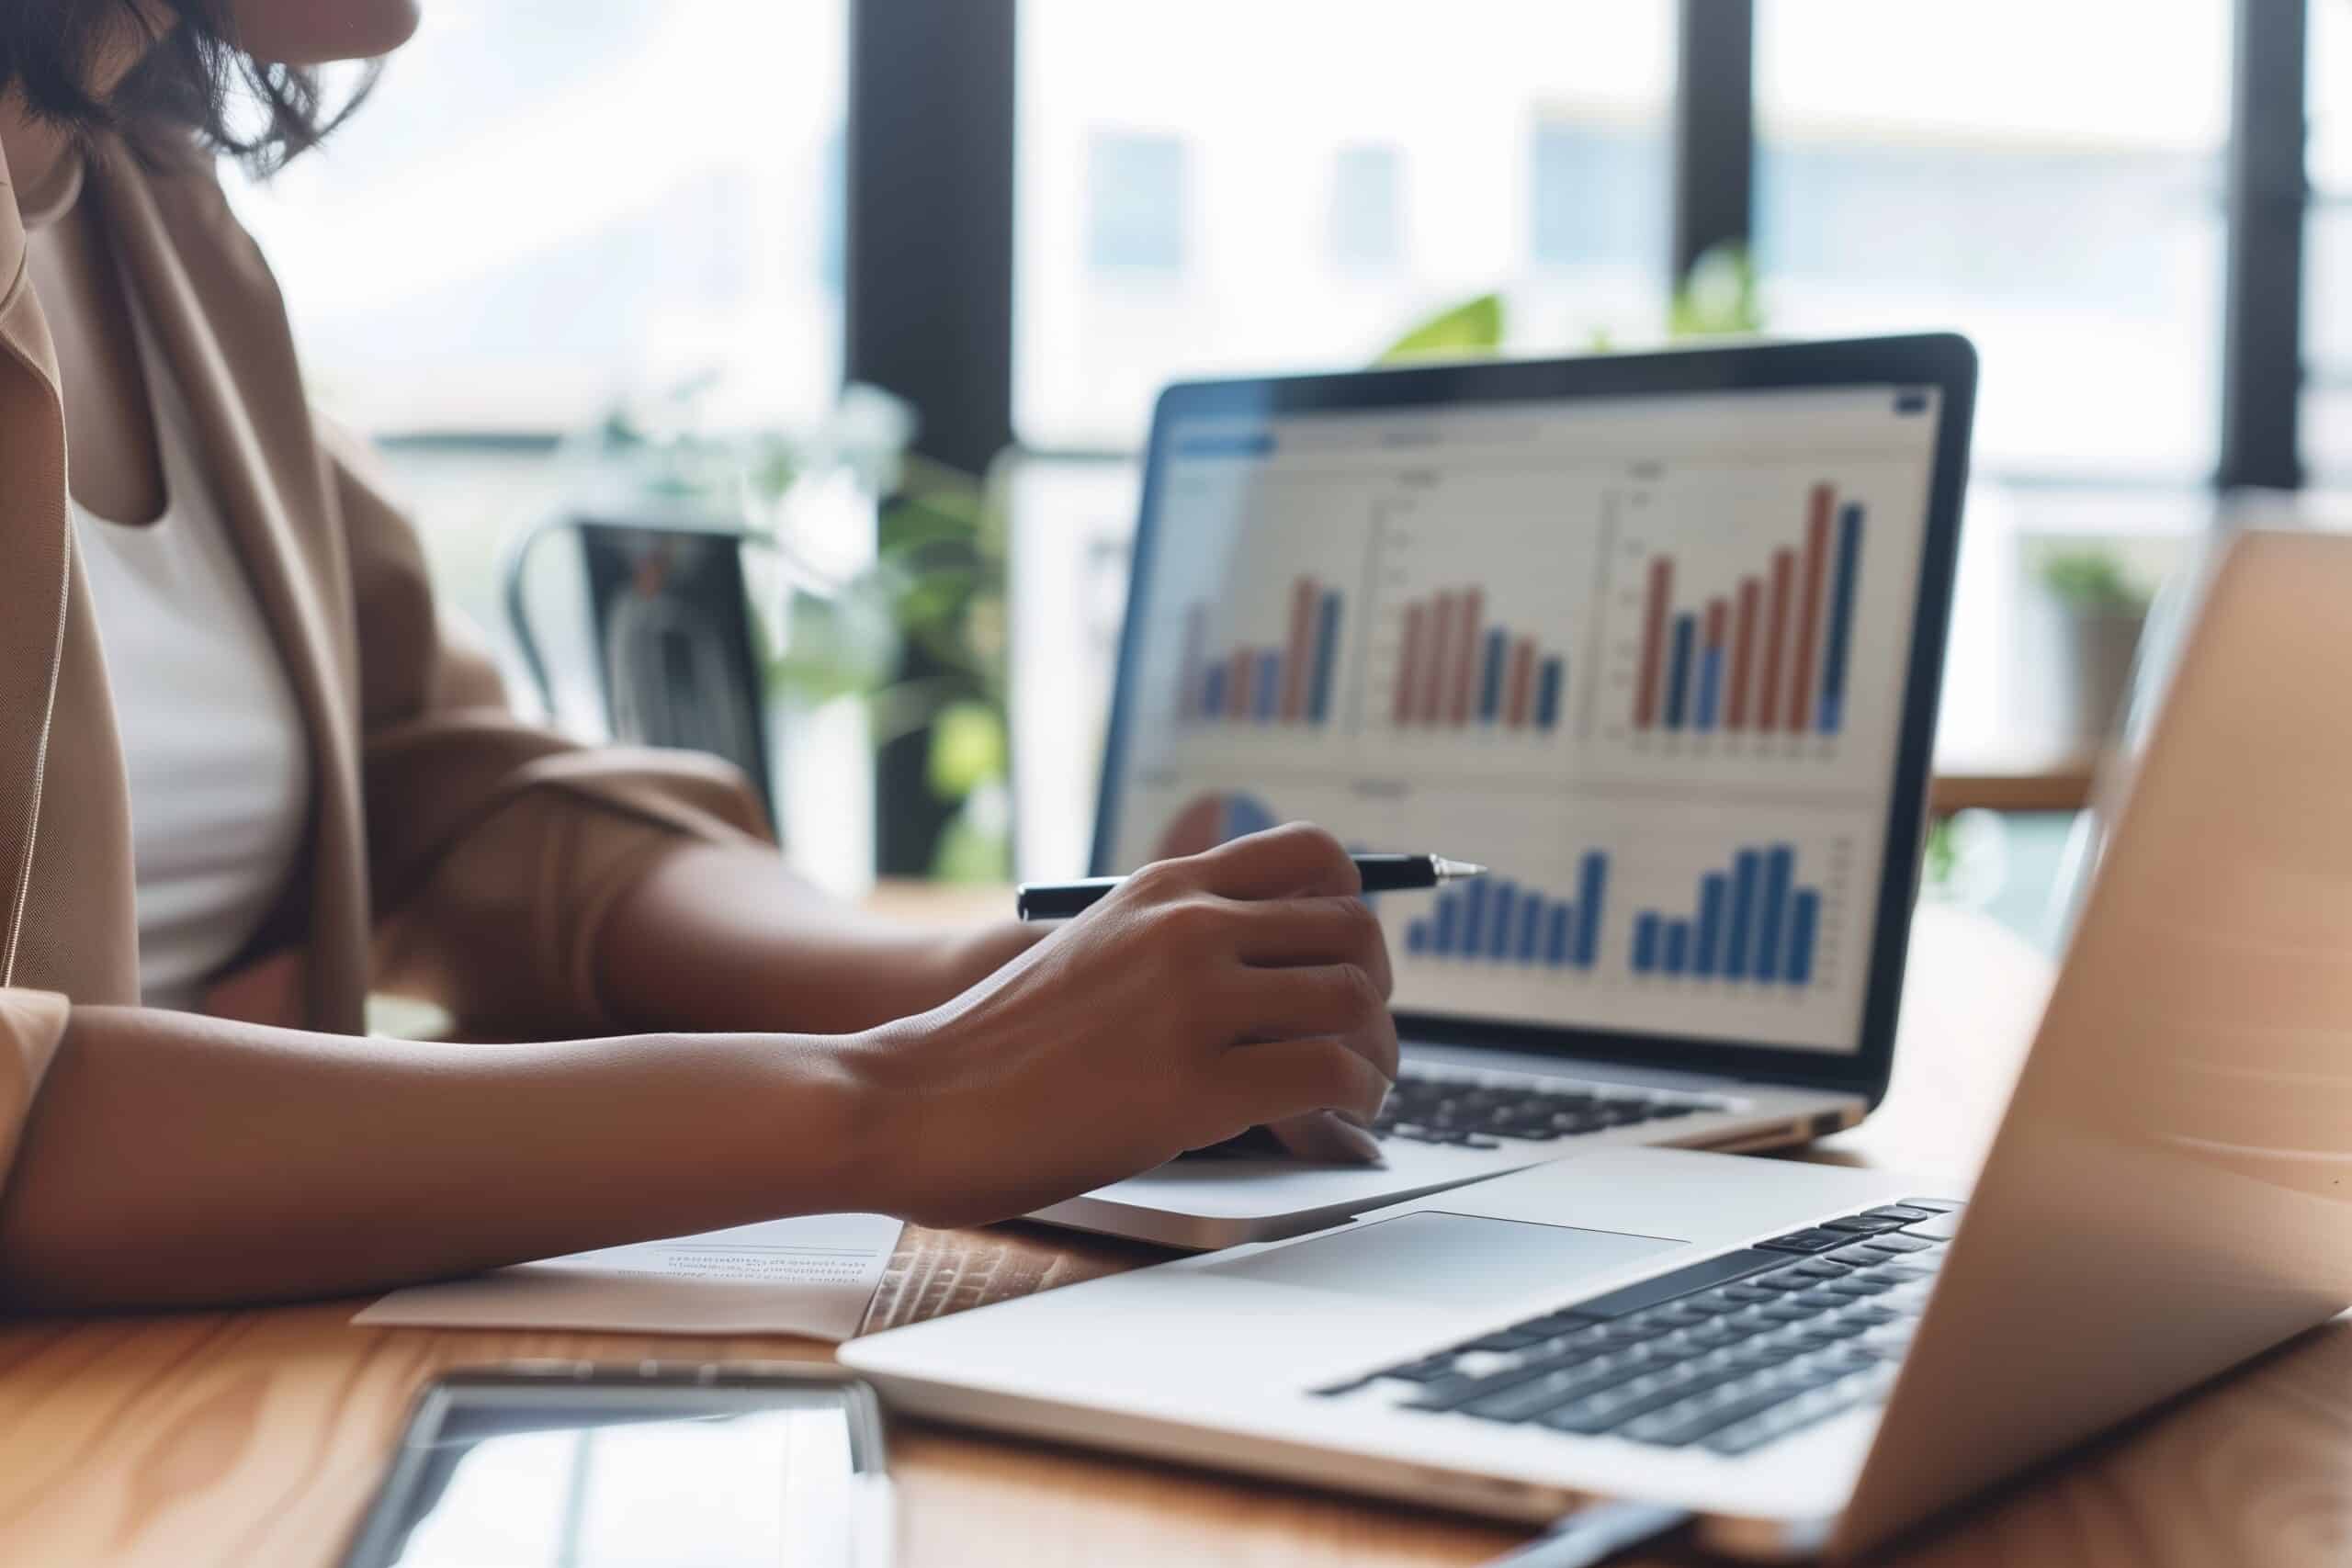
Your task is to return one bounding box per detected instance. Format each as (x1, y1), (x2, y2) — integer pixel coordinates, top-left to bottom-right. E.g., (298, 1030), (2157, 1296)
(5, 899), (2346, 1566)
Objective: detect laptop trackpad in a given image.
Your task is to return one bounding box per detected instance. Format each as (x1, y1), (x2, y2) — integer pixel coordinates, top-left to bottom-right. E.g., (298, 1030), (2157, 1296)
(1202, 1212), (1686, 1310)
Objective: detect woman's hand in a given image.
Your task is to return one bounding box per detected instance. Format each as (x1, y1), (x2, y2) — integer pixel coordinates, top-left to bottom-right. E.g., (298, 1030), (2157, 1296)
(846, 823), (1397, 1228)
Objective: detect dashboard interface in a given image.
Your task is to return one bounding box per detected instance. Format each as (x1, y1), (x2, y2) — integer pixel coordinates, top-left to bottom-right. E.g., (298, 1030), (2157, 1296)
(1102, 384), (1945, 1056)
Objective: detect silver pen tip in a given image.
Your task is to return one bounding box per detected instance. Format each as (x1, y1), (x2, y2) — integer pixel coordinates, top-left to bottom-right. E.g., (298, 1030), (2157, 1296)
(1431, 857), (1487, 880)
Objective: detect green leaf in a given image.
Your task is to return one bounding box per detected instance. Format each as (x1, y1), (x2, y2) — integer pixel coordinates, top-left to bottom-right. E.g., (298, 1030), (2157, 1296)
(2035, 548), (2150, 615)
(929, 811), (1011, 883)
(1376, 293), (1506, 364)
(1668, 242), (1766, 340)
(927, 700), (1008, 801)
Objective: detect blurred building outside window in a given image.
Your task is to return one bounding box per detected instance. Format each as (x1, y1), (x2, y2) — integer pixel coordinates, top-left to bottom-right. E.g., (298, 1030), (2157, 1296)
(1753, 0), (2233, 775)
(2307, 0), (2352, 479)
(1329, 144), (1406, 272)
(1756, 0), (2231, 487)
(1086, 133), (1193, 273)
(1016, 0), (1677, 450)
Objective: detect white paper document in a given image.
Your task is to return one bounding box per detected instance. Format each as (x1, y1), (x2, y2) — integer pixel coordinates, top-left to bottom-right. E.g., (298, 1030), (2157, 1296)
(354, 1213), (904, 1340)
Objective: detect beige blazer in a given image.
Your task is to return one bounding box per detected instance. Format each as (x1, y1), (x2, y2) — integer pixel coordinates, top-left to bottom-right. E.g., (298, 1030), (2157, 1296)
(0, 139), (772, 1207)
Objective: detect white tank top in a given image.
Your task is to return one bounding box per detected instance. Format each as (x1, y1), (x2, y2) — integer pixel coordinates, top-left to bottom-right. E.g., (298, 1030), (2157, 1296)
(68, 284), (312, 1012)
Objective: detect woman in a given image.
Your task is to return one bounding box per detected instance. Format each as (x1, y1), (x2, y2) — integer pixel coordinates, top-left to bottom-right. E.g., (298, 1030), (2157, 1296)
(0, 2), (1396, 1309)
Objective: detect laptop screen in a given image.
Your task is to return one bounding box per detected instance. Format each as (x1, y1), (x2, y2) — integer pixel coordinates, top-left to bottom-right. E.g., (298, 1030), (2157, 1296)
(1098, 378), (1948, 1059)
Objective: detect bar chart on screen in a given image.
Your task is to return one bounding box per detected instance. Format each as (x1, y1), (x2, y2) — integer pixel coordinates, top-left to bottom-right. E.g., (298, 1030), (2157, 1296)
(1406, 852), (1610, 972)
(1590, 468), (1917, 788)
(1174, 577), (1348, 730)
(1381, 585), (1573, 737)
(1629, 837), (1852, 994)
(1384, 808), (1866, 1048)
(1364, 474), (1603, 754)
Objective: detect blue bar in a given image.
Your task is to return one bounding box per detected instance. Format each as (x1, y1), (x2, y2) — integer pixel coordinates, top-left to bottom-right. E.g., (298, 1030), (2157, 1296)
(1663, 919), (1691, 976)
(1253, 651), (1281, 720)
(1694, 873), (1728, 977)
(1309, 592), (1342, 724)
(1666, 615), (1696, 729)
(1786, 889), (1820, 985)
(1819, 504), (1863, 735)
(1463, 876), (1493, 955)
(1633, 912), (1662, 975)
(1433, 891), (1460, 954)
(1487, 881), (1520, 961)
(1202, 663), (1227, 716)
(1479, 627), (1507, 722)
(1515, 898), (1543, 964)
(1407, 919), (1431, 956)
(1725, 851), (1761, 980)
(1696, 644), (1724, 732)
(1535, 657), (1564, 730)
(1574, 852), (1608, 968)
(1544, 903), (1572, 966)
(1754, 844), (1795, 979)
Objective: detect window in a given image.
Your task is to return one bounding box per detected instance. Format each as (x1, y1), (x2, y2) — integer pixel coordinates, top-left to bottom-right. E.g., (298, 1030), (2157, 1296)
(1087, 134), (1192, 273)
(224, 0), (848, 437)
(1754, 0), (2232, 481)
(1530, 118), (1666, 272)
(1017, 1), (1676, 448)
(1329, 144), (1405, 272)
(2308, 0), (2352, 479)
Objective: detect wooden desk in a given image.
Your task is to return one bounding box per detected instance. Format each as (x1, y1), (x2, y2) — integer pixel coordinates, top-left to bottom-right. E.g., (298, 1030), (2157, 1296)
(3, 901), (2342, 1566)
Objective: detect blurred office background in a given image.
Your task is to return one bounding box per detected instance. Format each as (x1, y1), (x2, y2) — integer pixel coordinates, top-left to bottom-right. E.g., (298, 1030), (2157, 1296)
(220, 0), (2343, 941)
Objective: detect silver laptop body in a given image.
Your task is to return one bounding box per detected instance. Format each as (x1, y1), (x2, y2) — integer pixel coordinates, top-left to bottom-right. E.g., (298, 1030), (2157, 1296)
(1040, 335), (1977, 1247)
(849, 528), (2352, 1557)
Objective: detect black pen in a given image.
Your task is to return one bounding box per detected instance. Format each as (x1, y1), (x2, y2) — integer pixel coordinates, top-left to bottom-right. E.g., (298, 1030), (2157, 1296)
(1015, 854), (1487, 921)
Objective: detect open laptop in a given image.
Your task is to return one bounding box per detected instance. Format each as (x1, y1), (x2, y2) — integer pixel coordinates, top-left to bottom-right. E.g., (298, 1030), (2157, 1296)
(851, 527), (2352, 1558)
(1034, 334), (1978, 1247)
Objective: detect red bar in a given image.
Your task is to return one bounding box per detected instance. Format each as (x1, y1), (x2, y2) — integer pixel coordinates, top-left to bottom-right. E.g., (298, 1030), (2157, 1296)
(1179, 604), (1204, 720)
(1634, 557), (1672, 729)
(1760, 549), (1793, 732)
(1282, 578), (1316, 722)
(1449, 586), (1484, 726)
(1703, 597), (1728, 655)
(1227, 646), (1253, 721)
(1504, 637), (1537, 728)
(1420, 594), (1454, 726)
(1728, 577), (1759, 730)
(1789, 484), (1834, 733)
(1393, 604), (1425, 726)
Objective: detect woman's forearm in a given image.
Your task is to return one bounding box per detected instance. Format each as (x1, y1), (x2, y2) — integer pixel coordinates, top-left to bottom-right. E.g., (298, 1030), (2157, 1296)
(0, 1005), (876, 1313)
(594, 842), (1041, 1035)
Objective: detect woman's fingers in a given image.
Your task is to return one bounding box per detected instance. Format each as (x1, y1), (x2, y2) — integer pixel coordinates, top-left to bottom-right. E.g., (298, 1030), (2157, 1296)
(1222, 895), (1394, 995)
(1264, 1111), (1385, 1165)
(1222, 1037), (1394, 1128)
(1220, 964), (1400, 1079)
(1190, 822), (1363, 901)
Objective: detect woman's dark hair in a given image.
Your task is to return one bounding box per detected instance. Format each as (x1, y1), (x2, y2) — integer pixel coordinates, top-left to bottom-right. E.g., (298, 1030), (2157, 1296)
(1, 1), (374, 172)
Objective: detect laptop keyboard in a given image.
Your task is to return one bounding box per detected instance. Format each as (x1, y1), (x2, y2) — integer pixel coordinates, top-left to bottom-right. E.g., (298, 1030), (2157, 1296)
(1372, 1072), (1722, 1149)
(1322, 1200), (1963, 1458)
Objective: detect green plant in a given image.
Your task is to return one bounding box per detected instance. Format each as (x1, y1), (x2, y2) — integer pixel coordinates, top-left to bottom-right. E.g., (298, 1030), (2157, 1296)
(2036, 548), (2151, 616)
(1374, 240), (1766, 367)
(1377, 292), (1507, 363)
(1921, 817), (1959, 894)
(771, 453), (1012, 883)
